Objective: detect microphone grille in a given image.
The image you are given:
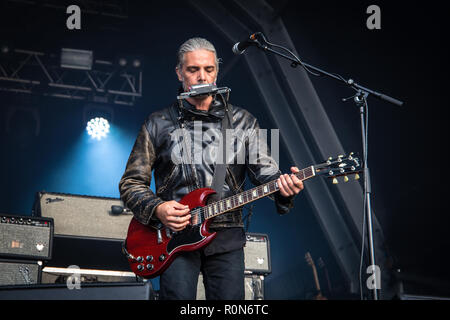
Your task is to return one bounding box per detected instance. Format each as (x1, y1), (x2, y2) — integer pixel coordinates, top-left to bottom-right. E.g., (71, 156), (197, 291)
(232, 43), (245, 55)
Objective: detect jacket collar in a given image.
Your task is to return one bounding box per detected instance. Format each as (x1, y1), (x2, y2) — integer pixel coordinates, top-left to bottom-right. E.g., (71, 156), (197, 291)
(178, 97), (226, 121)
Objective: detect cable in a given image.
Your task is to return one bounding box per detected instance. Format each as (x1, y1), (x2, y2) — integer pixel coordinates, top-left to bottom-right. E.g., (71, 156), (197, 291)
(259, 34), (322, 77)
(359, 186), (367, 300)
(243, 204), (254, 232)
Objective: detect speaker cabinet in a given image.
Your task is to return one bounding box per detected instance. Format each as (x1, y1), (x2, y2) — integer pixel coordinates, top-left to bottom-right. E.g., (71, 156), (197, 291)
(0, 282), (154, 300)
(196, 273), (265, 300)
(244, 233), (271, 274)
(0, 214), (53, 260)
(33, 191), (132, 240)
(0, 259), (42, 286)
(41, 266), (137, 284)
(47, 235), (130, 272)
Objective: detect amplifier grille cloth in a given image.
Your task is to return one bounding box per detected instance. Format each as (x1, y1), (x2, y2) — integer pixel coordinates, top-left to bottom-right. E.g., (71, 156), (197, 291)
(0, 261), (41, 286)
(0, 224), (51, 258)
(244, 241), (269, 272)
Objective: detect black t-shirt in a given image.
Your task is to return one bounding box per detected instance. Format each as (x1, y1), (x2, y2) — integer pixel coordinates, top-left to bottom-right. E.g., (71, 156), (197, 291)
(203, 227), (246, 256)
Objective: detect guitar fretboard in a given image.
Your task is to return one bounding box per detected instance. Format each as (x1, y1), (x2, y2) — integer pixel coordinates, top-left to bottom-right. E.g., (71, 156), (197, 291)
(199, 166), (315, 221)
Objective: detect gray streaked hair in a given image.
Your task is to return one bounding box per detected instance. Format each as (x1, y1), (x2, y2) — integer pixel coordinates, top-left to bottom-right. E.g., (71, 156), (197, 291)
(176, 37), (221, 73)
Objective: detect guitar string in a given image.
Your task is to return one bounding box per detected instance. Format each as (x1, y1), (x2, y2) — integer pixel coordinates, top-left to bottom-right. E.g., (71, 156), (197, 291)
(196, 167), (309, 222)
(187, 167), (312, 226)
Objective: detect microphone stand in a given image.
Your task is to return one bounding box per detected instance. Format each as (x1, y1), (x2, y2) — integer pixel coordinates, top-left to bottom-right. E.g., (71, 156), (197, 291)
(251, 38), (404, 301)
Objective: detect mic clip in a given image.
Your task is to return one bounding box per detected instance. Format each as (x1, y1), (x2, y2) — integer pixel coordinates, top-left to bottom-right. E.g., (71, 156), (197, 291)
(342, 89), (369, 106)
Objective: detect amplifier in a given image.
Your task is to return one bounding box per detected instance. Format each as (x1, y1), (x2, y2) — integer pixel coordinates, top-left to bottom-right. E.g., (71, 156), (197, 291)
(33, 191), (132, 240)
(48, 235), (130, 271)
(244, 274), (265, 300)
(41, 266), (138, 284)
(0, 282), (154, 300)
(0, 214), (53, 260)
(196, 273), (265, 300)
(244, 233), (271, 274)
(0, 259), (42, 286)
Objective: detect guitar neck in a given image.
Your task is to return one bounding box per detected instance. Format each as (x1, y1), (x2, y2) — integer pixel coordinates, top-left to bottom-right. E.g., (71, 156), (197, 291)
(311, 265), (321, 292)
(202, 165), (316, 220)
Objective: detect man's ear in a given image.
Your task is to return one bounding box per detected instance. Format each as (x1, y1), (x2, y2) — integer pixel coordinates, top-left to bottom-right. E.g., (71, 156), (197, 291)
(175, 67), (183, 82)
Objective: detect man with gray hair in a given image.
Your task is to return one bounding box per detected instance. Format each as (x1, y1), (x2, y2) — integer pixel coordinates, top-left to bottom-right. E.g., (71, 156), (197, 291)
(119, 37), (304, 300)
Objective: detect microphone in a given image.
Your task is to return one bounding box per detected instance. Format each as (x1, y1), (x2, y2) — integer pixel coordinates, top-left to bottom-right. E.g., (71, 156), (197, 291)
(232, 32), (263, 55)
(177, 83), (231, 100)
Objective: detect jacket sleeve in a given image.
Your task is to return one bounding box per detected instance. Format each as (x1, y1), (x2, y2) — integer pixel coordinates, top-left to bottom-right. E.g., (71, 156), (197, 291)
(245, 116), (295, 214)
(119, 122), (164, 226)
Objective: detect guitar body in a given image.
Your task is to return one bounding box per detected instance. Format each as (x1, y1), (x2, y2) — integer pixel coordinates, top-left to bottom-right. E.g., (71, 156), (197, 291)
(124, 188), (217, 279)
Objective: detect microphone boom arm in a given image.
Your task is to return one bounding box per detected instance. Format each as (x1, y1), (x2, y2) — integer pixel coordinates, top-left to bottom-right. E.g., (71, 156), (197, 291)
(254, 43), (404, 107)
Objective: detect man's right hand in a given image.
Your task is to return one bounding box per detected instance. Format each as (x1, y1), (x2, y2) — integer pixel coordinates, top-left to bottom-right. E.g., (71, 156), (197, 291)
(154, 201), (191, 232)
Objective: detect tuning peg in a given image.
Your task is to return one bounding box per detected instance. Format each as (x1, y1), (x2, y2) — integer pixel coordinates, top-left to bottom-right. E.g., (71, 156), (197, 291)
(355, 173), (360, 180)
(344, 176), (349, 182)
(332, 178), (338, 184)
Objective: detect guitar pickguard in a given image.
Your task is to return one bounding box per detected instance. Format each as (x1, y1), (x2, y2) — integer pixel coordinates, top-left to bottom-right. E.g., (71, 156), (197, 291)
(166, 224), (207, 255)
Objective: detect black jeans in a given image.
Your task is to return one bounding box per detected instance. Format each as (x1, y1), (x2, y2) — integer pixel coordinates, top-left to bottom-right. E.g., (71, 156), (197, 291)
(159, 247), (245, 300)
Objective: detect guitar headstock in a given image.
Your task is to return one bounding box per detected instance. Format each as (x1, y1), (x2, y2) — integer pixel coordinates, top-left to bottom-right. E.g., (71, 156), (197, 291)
(314, 152), (361, 184)
(305, 252), (315, 267)
(317, 257), (325, 269)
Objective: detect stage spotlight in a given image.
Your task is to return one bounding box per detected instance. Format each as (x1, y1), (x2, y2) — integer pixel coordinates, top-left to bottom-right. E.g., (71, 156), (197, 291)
(118, 58), (127, 67)
(132, 59), (141, 68)
(1, 45), (10, 54)
(1, 44), (14, 59)
(61, 48), (93, 70)
(86, 117), (110, 140)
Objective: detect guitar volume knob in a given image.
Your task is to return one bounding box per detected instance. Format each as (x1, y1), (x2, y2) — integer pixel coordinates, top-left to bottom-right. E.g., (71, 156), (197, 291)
(159, 254), (166, 262)
(137, 264), (144, 271)
(136, 256), (144, 262)
(146, 255), (153, 262)
(146, 264), (154, 270)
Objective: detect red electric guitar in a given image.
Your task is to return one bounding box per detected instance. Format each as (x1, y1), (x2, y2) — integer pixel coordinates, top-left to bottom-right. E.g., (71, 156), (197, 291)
(123, 153), (360, 278)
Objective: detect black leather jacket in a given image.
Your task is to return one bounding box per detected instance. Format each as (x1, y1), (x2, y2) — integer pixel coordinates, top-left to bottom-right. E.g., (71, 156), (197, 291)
(119, 98), (294, 229)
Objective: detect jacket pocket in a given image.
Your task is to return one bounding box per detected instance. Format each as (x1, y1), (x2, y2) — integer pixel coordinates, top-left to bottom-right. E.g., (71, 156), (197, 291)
(156, 164), (180, 195)
(227, 167), (243, 193)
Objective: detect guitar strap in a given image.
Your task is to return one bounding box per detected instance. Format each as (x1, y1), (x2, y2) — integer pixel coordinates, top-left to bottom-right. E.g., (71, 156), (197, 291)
(209, 96), (233, 203)
(171, 94), (233, 202)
